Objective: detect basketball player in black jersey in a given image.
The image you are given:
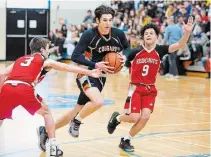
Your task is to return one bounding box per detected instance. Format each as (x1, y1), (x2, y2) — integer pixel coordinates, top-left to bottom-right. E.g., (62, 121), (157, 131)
(37, 5), (131, 151)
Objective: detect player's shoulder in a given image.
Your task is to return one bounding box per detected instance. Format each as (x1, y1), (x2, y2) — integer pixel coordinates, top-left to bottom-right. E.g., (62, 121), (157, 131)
(111, 27), (125, 35)
(155, 44), (169, 51)
(82, 27), (96, 37)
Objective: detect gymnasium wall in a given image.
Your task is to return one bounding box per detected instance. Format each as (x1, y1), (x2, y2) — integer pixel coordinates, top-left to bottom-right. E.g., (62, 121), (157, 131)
(0, 0), (6, 60)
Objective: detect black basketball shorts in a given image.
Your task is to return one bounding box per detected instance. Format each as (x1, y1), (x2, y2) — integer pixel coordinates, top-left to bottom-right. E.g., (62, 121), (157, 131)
(76, 74), (106, 105)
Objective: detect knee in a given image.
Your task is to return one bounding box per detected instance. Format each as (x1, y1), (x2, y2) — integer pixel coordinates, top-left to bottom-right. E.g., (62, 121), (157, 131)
(141, 112), (150, 121)
(129, 114), (140, 123)
(38, 104), (50, 116)
(93, 99), (104, 108)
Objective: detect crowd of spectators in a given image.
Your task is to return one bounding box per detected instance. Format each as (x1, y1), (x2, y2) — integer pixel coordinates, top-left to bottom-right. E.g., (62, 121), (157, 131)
(48, 0), (211, 78)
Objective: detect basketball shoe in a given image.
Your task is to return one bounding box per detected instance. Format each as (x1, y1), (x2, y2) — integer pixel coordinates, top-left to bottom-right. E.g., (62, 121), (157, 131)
(37, 126), (48, 152)
(68, 118), (81, 138)
(107, 111), (120, 134)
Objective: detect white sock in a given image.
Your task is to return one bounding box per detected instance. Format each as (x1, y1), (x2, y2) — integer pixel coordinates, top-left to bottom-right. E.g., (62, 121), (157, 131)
(75, 114), (83, 122)
(116, 115), (121, 122)
(123, 134), (132, 141)
(49, 138), (56, 146)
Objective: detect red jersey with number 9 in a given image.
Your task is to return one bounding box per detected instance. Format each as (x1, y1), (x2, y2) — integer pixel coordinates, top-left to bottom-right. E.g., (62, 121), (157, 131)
(6, 53), (45, 85)
(131, 48), (160, 84)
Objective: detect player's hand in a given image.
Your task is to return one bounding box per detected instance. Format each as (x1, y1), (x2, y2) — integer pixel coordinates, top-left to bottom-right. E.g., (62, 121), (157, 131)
(118, 51), (127, 66)
(183, 16), (194, 34)
(89, 69), (102, 78)
(95, 61), (114, 74)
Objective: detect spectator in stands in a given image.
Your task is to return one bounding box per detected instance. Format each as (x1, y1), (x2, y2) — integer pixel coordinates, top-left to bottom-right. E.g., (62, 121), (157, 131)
(165, 4), (174, 17)
(190, 26), (208, 62)
(204, 15), (210, 39)
(179, 6), (189, 22)
(77, 24), (85, 37)
(48, 31), (57, 47)
(55, 31), (65, 57)
(201, 41), (210, 79)
(61, 24), (67, 38)
(201, 8), (209, 23)
(163, 16), (183, 78)
(48, 31), (58, 60)
(83, 10), (94, 24)
(193, 14), (204, 34)
(140, 10), (152, 25)
(146, 3), (156, 18)
(64, 31), (80, 58)
(111, 0), (118, 10)
(184, 1), (192, 15)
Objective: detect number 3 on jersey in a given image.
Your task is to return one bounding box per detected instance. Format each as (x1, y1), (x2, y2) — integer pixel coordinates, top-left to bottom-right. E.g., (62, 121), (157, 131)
(20, 57), (34, 67)
(142, 65), (149, 76)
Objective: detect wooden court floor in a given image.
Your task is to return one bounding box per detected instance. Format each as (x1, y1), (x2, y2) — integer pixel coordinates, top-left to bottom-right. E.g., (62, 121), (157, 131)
(0, 61), (210, 157)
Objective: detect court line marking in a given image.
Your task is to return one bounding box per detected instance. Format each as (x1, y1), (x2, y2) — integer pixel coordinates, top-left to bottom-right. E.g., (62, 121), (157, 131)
(98, 139), (171, 157)
(100, 104), (210, 115)
(76, 144), (121, 157)
(157, 106), (210, 114)
(102, 102), (210, 114)
(89, 121), (210, 130)
(138, 138), (199, 155)
(150, 135), (210, 149)
(174, 134), (209, 138)
(0, 129), (209, 157)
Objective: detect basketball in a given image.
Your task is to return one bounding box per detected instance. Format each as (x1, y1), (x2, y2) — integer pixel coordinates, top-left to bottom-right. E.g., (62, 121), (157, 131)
(103, 52), (123, 74)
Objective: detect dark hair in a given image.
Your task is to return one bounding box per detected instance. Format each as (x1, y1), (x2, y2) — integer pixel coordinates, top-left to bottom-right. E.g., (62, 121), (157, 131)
(94, 5), (115, 22)
(140, 23), (160, 38)
(29, 37), (49, 53)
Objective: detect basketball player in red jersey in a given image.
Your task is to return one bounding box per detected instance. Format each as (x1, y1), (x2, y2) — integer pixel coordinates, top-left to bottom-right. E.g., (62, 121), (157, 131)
(0, 37), (102, 156)
(107, 17), (194, 152)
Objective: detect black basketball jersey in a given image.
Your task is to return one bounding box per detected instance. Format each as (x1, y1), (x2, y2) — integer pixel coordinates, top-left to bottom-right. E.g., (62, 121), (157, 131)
(71, 27), (130, 69)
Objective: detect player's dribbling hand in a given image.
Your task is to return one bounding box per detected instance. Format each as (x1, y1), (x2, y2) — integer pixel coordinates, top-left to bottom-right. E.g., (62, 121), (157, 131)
(118, 51), (127, 66)
(95, 61), (114, 74)
(89, 69), (103, 78)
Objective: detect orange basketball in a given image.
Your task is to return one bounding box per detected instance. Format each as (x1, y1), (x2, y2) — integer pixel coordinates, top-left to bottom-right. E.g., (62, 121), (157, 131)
(103, 52), (123, 74)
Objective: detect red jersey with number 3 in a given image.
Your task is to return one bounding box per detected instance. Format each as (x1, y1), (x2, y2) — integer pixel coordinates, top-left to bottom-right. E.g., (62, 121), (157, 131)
(6, 53), (45, 85)
(129, 45), (169, 84)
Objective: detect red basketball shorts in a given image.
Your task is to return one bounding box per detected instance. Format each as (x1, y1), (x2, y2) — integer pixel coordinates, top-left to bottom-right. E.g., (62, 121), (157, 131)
(0, 83), (43, 120)
(124, 84), (157, 114)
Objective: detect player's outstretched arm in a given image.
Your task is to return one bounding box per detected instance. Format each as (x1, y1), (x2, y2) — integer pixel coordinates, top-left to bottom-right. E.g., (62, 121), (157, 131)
(168, 16), (194, 53)
(44, 59), (102, 78)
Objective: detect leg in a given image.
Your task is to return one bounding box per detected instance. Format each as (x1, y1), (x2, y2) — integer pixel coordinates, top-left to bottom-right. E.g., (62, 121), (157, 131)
(19, 85), (62, 154)
(70, 76), (106, 138)
(77, 87), (104, 119)
(37, 104), (84, 150)
(129, 93), (155, 137)
(201, 57), (207, 70)
(129, 108), (151, 136)
(69, 88), (103, 137)
(168, 53), (179, 77)
(75, 76), (105, 120)
(55, 104), (84, 130)
(36, 103), (55, 139)
(108, 84), (140, 134)
(118, 89), (143, 152)
(121, 87), (156, 152)
(36, 102), (63, 156)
